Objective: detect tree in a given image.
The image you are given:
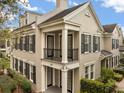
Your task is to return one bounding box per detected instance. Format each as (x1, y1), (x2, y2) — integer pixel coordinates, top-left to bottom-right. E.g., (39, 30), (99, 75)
(0, 57), (10, 71)
(0, 0), (27, 27)
(0, 29), (11, 48)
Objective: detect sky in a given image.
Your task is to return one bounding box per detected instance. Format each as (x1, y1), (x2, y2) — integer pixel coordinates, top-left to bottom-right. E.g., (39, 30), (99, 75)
(13, 0), (124, 31)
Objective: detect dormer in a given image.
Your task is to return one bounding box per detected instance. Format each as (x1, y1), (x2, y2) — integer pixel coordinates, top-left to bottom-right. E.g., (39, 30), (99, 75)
(19, 11), (42, 27)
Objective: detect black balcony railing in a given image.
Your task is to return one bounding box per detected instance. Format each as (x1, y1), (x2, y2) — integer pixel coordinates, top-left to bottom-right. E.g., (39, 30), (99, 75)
(44, 48), (78, 62)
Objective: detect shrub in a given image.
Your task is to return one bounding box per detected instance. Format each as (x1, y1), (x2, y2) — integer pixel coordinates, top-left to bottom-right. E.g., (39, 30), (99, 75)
(120, 58), (124, 64)
(117, 91), (124, 93)
(114, 68), (124, 76)
(0, 75), (17, 93)
(101, 68), (114, 83)
(80, 78), (115, 93)
(7, 69), (32, 93)
(113, 73), (123, 82)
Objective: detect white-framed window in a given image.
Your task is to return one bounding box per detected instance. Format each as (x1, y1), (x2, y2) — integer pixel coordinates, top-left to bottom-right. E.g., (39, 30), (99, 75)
(81, 34), (91, 53)
(85, 64), (95, 79)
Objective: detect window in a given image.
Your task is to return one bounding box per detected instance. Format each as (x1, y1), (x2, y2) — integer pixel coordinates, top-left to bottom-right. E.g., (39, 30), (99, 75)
(29, 35), (35, 52)
(85, 66), (89, 79)
(112, 39), (119, 49)
(85, 64), (95, 79)
(30, 65), (36, 84)
(81, 34), (91, 53)
(90, 65), (94, 79)
(93, 36), (100, 52)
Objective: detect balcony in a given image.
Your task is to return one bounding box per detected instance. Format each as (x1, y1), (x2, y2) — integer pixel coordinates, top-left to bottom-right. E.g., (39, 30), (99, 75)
(44, 48), (78, 62)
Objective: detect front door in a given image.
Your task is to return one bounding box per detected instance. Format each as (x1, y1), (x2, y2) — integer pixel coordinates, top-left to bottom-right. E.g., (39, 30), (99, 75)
(47, 67), (53, 87)
(47, 35), (54, 57)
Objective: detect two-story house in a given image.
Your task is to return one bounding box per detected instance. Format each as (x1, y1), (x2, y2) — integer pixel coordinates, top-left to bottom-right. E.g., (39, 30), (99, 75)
(101, 24), (122, 69)
(10, 0), (123, 93)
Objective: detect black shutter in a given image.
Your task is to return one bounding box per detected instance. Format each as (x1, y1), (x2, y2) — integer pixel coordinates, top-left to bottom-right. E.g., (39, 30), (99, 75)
(112, 39), (113, 49)
(33, 66), (36, 84)
(32, 35), (35, 53)
(15, 38), (17, 50)
(20, 37), (23, 50)
(20, 61), (23, 74)
(24, 36), (26, 50)
(81, 34), (85, 53)
(15, 59), (18, 71)
(93, 36), (96, 52)
(25, 63), (30, 79)
(98, 37), (100, 51)
(89, 35), (91, 52)
(26, 36), (29, 51)
(27, 36), (29, 51)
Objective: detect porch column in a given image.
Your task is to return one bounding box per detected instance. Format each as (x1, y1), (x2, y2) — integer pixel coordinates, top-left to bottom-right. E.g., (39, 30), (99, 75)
(52, 68), (55, 86)
(62, 29), (68, 63)
(41, 65), (46, 92)
(62, 69), (68, 93)
(41, 32), (45, 59)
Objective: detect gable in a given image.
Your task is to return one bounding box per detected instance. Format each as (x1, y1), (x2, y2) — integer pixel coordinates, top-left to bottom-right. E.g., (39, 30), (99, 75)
(64, 3), (103, 32)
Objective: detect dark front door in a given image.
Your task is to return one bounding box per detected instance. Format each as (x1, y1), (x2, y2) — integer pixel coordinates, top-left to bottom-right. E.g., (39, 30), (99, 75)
(47, 67), (53, 87)
(47, 35), (54, 57)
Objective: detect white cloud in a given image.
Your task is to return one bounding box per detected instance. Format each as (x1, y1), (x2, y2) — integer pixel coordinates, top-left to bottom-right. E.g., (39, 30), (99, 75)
(69, 1), (79, 6)
(44, 0), (79, 6)
(99, 0), (124, 13)
(45, 0), (56, 3)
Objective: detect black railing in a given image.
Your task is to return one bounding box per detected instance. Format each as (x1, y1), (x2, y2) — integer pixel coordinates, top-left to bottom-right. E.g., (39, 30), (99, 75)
(44, 48), (78, 62)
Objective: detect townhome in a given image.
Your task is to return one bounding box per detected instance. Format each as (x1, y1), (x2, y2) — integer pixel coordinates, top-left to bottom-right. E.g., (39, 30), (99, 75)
(101, 24), (122, 69)
(10, 0), (124, 93)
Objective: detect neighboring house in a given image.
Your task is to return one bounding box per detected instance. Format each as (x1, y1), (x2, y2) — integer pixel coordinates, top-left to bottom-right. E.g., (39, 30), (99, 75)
(10, 1), (124, 93)
(101, 24), (123, 69)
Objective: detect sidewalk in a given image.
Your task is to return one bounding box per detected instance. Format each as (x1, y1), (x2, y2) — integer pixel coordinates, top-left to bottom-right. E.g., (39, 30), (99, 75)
(116, 79), (124, 91)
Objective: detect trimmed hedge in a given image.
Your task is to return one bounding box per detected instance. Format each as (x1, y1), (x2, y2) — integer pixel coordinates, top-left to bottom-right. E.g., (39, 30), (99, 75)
(80, 79), (116, 93)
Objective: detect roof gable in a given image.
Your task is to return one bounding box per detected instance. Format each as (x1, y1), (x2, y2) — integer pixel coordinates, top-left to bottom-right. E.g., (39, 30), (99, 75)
(42, 2), (87, 24)
(103, 24), (117, 33)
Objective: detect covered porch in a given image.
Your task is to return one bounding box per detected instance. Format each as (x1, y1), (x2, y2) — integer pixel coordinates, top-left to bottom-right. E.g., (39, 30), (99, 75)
(41, 65), (80, 93)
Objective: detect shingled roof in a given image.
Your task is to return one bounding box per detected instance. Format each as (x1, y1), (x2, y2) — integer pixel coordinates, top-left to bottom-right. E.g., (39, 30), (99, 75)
(101, 50), (112, 57)
(103, 24), (117, 33)
(43, 2), (87, 24)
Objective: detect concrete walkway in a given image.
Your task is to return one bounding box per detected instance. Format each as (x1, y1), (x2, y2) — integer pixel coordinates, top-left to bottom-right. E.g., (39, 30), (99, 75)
(116, 79), (124, 91)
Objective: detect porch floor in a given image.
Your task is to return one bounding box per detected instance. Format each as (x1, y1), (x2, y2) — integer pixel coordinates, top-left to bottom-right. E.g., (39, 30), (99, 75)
(43, 86), (71, 93)
(43, 86), (61, 93)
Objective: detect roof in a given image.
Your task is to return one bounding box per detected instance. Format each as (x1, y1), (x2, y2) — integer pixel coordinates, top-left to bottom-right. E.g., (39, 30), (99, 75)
(13, 21), (35, 32)
(119, 46), (124, 52)
(101, 50), (112, 57)
(103, 24), (117, 33)
(43, 2), (87, 24)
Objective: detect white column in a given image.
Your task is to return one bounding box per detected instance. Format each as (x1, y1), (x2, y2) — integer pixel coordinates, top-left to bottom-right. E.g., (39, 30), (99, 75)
(53, 68), (55, 86)
(41, 65), (46, 92)
(45, 67), (48, 89)
(62, 29), (68, 63)
(72, 69), (74, 93)
(62, 70), (68, 93)
(41, 32), (45, 59)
